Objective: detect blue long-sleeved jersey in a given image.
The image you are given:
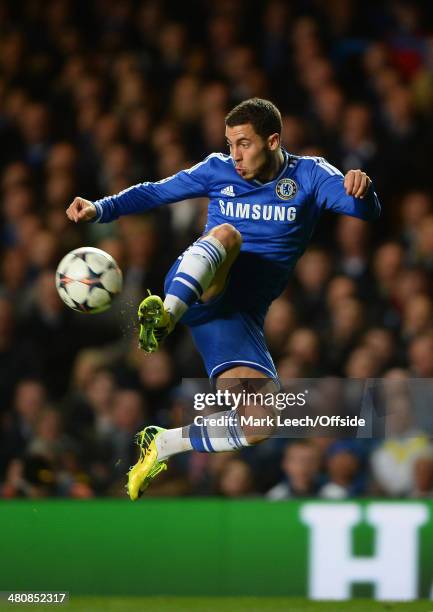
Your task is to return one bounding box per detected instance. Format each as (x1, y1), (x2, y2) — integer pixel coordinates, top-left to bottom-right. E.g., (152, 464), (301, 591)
(93, 151), (380, 316)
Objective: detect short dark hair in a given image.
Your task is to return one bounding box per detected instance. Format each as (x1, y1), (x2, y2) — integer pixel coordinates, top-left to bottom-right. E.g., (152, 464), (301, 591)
(225, 98), (282, 139)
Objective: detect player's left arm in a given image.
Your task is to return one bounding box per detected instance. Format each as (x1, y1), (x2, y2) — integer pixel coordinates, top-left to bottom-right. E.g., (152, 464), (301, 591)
(310, 158), (381, 221)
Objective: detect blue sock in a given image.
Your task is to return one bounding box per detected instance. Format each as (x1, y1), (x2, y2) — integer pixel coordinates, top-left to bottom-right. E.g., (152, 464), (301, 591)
(164, 236), (226, 322)
(188, 410), (250, 452)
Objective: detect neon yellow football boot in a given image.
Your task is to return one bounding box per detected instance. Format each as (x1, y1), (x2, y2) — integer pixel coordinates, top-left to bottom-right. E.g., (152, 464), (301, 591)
(137, 293), (174, 353)
(127, 426), (168, 501)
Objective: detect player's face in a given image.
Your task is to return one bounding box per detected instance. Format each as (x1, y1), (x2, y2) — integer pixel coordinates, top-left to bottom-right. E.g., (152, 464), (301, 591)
(225, 123), (279, 181)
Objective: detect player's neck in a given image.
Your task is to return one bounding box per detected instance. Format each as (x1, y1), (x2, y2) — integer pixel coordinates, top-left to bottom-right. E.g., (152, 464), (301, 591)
(256, 148), (285, 183)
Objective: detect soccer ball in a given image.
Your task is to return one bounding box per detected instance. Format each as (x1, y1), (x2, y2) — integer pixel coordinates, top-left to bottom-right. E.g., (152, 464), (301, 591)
(55, 247), (122, 314)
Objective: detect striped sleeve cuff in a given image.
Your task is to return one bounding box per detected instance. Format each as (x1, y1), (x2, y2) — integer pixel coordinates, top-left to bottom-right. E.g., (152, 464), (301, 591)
(91, 201), (103, 223)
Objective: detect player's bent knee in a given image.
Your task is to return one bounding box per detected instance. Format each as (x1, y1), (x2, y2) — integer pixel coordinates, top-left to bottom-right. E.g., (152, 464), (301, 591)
(209, 223), (242, 252)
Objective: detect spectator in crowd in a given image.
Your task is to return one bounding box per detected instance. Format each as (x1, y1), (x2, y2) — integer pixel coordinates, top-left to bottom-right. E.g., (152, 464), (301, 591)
(319, 441), (366, 499)
(264, 296), (297, 359)
(266, 440), (321, 500)
(370, 383), (431, 497)
(216, 458), (257, 498)
(285, 329), (322, 376)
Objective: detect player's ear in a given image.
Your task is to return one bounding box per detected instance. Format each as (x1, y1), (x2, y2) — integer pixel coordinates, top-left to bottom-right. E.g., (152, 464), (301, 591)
(267, 133), (280, 151)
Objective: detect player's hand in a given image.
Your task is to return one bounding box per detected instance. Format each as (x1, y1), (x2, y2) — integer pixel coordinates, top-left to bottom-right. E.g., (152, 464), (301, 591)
(344, 169), (372, 199)
(66, 197), (97, 223)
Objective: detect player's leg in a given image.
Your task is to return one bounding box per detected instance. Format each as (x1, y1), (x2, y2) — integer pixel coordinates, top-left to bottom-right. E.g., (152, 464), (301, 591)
(138, 223), (242, 352)
(127, 367), (278, 500)
(128, 286), (277, 500)
(200, 224), (242, 302)
(154, 367), (275, 459)
(215, 366), (278, 444)
(184, 367), (278, 461)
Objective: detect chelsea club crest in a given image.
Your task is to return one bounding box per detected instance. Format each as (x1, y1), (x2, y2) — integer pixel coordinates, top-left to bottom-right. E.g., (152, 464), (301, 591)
(276, 178), (298, 200)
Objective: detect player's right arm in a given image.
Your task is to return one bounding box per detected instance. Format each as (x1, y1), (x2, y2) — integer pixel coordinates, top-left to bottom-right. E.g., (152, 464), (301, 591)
(66, 155), (214, 224)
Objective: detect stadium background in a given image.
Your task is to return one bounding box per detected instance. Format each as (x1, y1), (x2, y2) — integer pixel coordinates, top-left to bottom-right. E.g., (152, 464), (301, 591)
(1, 0), (433, 506)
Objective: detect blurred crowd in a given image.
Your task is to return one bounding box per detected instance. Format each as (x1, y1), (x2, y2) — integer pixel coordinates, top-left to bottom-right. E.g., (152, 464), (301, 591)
(1, 0), (433, 499)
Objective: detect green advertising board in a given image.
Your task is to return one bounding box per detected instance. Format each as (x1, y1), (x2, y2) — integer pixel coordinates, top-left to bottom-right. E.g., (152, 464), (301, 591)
(0, 500), (431, 600)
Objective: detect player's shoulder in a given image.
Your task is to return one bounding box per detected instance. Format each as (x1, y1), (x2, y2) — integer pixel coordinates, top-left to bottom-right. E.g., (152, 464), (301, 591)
(204, 152), (233, 167)
(290, 154), (343, 178)
(284, 154), (318, 182)
(290, 154), (327, 167)
(184, 152), (232, 175)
